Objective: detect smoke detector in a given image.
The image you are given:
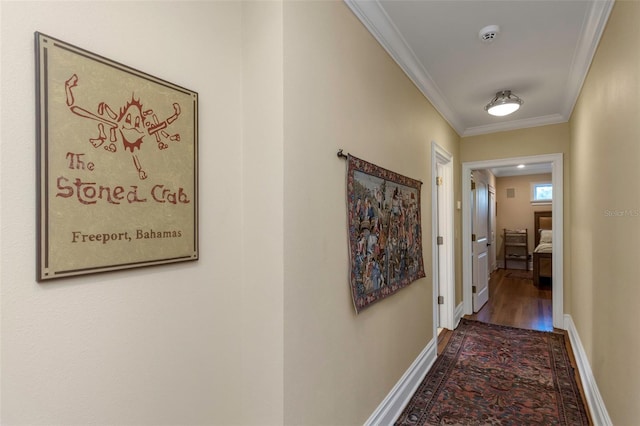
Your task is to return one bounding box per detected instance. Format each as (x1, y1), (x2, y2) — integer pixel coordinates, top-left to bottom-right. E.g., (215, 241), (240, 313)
(479, 25), (500, 43)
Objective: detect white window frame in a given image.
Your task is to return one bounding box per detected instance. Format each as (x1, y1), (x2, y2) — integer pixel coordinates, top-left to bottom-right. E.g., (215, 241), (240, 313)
(531, 181), (553, 205)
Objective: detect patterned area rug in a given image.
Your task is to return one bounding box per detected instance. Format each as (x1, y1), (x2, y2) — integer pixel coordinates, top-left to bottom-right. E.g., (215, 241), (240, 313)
(396, 319), (589, 425)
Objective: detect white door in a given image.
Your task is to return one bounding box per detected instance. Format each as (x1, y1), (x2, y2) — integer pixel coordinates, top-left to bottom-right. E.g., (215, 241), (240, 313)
(472, 176), (489, 312)
(436, 163), (445, 327)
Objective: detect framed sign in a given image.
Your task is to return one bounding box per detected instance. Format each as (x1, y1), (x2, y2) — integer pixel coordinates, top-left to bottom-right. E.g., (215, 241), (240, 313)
(35, 32), (198, 281)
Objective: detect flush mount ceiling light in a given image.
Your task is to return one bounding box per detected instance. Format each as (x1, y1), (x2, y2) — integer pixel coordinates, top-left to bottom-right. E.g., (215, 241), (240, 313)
(484, 90), (524, 116)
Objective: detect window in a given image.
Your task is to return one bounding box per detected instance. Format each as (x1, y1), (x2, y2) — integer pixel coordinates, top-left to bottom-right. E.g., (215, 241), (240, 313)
(531, 182), (552, 204)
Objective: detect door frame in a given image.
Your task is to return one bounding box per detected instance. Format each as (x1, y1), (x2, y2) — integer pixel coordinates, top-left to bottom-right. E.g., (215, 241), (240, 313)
(432, 142), (454, 332)
(462, 153), (564, 329)
(488, 185), (496, 272)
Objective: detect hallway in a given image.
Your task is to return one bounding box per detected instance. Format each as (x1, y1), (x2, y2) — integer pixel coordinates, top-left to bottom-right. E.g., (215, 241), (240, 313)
(466, 268), (553, 332)
(434, 269), (592, 424)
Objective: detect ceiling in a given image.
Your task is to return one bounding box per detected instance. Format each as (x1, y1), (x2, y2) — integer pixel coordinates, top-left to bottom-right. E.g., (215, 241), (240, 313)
(490, 162), (551, 178)
(345, 0), (614, 137)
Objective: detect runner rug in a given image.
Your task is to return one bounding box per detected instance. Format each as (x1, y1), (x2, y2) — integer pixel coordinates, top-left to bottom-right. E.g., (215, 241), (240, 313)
(395, 319), (589, 425)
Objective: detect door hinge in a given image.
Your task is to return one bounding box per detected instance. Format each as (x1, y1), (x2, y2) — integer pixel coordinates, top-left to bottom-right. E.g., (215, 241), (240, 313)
(472, 285), (477, 294)
(437, 295), (444, 305)
(472, 233), (476, 242)
(436, 176), (443, 186)
(437, 236), (444, 245)
(471, 181), (476, 190)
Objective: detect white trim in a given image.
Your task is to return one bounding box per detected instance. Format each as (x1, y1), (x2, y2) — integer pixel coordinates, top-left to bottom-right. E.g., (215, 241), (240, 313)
(431, 142), (455, 334)
(462, 154), (564, 329)
(564, 315), (613, 426)
(561, 0), (615, 118)
(343, 0), (464, 134)
(343, 1), (613, 137)
(454, 302), (464, 329)
(488, 185), (497, 272)
(364, 337), (437, 426)
(530, 181), (553, 203)
(551, 157), (564, 328)
(462, 114), (567, 137)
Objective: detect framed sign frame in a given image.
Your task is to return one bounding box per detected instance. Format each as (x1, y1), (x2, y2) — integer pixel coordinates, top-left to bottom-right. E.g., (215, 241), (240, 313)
(35, 32), (199, 281)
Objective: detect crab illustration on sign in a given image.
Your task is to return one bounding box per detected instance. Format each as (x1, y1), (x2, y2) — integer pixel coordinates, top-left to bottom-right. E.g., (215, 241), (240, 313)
(65, 74), (182, 180)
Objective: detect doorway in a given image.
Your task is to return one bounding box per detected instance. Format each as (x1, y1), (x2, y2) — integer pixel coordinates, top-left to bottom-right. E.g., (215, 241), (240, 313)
(462, 154), (564, 329)
(432, 142), (454, 334)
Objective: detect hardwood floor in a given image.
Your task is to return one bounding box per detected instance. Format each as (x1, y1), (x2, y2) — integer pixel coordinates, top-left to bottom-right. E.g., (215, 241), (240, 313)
(466, 268), (553, 331)
(435, 268), (593, 424)
(438, 267), (552, 354)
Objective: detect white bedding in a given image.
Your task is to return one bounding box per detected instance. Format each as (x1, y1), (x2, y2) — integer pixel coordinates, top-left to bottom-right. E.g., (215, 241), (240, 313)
(534, 243), (553, 253)
(539, 229), (553, 244)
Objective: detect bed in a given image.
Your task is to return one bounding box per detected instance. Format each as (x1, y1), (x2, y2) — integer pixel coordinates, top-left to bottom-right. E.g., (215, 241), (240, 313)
(533, 211), (552, 287)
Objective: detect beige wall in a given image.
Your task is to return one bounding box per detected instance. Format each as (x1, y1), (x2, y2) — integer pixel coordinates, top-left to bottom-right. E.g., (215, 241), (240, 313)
(0, 1), (285, 424)
(16, 0), (639, 424)
(1, 1), (463, 425)
(495, 173), (552, 261)
(461, 124), (571, 310)
(282, 1), (460, 424)
(241, 1), (285, 422)
(569, 1), (640, 423)
(461, 123), (570, 163)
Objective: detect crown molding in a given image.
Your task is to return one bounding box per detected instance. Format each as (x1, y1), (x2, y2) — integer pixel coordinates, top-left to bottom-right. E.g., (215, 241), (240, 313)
(561, 0), (615, 118)
(345, 0), (614, 137)
(344, 0), (464, 135)
(462, 114), (567, 137)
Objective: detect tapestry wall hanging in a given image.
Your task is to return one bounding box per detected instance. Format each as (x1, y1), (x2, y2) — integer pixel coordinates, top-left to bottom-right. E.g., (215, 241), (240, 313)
(35, 32), (198, 281)
(346, 153), (425, 313)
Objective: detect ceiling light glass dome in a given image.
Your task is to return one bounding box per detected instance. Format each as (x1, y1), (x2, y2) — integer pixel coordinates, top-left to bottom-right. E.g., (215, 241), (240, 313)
(485, 90), (523, 116)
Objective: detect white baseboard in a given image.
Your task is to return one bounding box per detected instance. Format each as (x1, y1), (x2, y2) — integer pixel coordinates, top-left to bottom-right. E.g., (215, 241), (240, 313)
(364, 337), (437, 425)
(454, 302), (464, 328)
(564, 314), (612, 426)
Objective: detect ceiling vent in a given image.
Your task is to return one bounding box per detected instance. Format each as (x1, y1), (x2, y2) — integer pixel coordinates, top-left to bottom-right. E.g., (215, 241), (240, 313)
(479, 25), (500, 43)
